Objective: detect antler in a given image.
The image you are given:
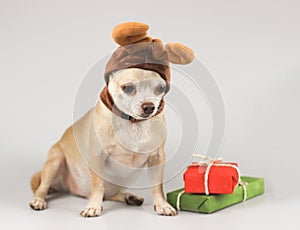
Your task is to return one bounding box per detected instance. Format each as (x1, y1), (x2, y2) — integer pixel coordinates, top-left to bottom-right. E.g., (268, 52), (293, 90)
(165, 43), (194, 65)
(112, 22), (151, 46)
(112, 22), (195, 65)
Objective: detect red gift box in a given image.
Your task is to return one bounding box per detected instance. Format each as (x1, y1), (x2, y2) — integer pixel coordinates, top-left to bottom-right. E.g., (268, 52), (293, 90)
(184, 162), (240, 194)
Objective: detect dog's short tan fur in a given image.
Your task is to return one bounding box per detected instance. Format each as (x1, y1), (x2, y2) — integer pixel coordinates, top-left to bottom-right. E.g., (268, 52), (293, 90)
(29, 68), (177, 217)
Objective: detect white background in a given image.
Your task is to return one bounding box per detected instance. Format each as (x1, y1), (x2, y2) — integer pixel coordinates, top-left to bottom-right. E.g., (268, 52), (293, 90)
(0, 0), (299, 229)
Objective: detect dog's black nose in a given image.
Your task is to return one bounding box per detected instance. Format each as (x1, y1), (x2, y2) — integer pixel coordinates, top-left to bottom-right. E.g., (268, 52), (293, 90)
(142, 102), (155, 115)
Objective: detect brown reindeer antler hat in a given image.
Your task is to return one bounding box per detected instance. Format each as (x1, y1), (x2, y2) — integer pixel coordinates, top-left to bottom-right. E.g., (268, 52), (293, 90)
(100, 22), (194, 122)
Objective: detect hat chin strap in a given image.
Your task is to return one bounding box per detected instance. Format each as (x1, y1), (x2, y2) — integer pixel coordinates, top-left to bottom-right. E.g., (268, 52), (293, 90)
(100, 86), (164, 123)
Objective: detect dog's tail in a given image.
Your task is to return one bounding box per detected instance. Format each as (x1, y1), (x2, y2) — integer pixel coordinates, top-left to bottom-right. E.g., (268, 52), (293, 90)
(30, 171), (41, 193)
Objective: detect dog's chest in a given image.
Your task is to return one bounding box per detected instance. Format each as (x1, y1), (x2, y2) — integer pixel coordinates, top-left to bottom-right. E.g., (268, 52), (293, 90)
(112, 119), (164, 154)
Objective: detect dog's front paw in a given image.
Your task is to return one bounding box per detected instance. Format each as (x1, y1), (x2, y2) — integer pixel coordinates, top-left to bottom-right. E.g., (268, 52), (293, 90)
(154, 202), (177, 216)
(80, 206), (103, 218)
(29, 197), (47, 210)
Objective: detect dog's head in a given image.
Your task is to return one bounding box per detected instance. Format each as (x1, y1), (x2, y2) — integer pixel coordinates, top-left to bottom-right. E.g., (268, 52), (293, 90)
(108, 68), (167, 120)
(100, 22), (194, 122)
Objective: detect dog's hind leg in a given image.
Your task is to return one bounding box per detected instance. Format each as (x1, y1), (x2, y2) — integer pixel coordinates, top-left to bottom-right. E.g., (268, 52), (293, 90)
(107, 192), (144, 206)
(29, 144), (65, 210)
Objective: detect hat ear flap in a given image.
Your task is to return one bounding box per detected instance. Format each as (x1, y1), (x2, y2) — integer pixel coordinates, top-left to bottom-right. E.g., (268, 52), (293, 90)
(165, 43), (194, 64)
(112, 22), (151, 46)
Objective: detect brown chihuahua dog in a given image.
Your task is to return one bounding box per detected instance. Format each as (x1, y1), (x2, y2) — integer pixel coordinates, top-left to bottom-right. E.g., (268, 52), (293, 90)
(29, 22), (194, 217)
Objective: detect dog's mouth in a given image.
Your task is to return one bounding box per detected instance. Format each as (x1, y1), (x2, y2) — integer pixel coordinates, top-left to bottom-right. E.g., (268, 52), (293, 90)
(135, 113), (153, 119)
(131, 101), (157, 120)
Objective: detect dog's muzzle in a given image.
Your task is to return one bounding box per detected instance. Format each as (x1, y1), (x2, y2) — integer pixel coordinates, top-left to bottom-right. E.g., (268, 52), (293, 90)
(141, 102), (155, 116)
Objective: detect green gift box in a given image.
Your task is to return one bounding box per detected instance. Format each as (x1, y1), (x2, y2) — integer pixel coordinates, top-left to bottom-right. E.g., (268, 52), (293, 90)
(167, 176), (264, 214)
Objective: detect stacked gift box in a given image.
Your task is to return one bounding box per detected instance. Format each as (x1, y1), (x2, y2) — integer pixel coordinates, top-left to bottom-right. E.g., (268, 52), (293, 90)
(167, 155), (264, 213)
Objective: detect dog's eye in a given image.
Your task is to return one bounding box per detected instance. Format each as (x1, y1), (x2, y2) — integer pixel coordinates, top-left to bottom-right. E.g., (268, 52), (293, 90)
(155, 84), (166, 95)
(121, 83), (135, 94)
